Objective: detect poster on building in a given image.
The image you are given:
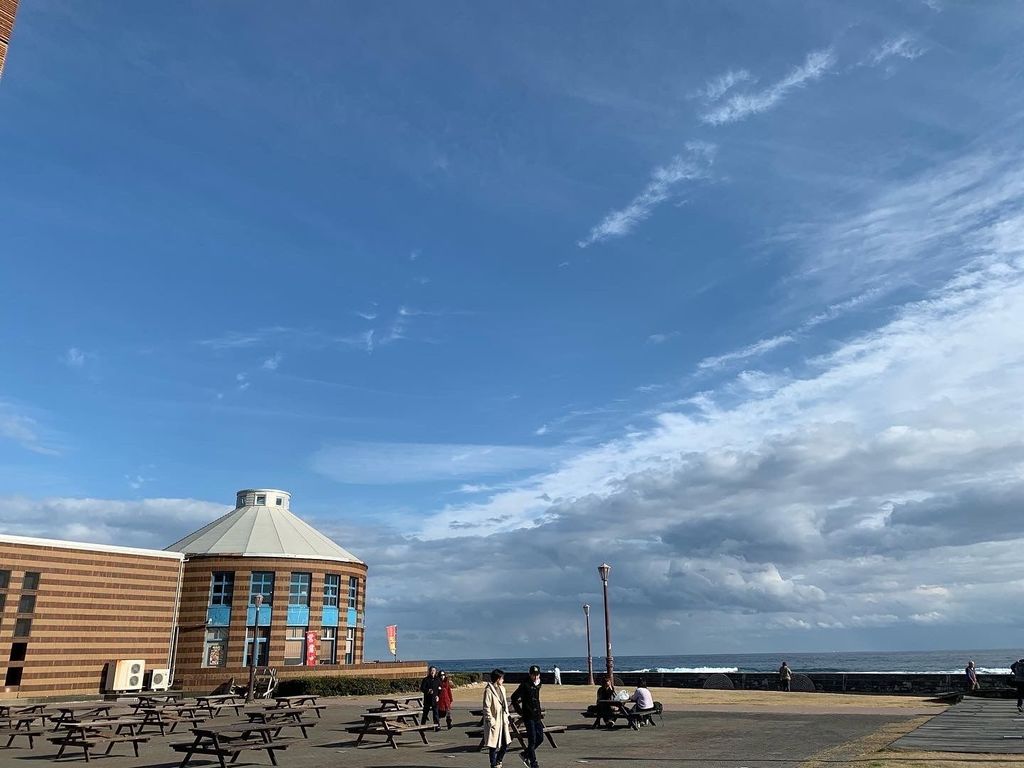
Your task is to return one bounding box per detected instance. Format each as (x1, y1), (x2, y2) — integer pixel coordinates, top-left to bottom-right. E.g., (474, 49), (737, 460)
(305, 630), (318, 666)
(386, 624), (398, 660)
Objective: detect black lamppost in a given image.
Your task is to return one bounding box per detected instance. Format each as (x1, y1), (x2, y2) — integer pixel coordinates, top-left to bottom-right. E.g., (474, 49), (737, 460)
(246, 593), (264, 702)
(598, 563), (613, 681)
(583, 604), (594, 686)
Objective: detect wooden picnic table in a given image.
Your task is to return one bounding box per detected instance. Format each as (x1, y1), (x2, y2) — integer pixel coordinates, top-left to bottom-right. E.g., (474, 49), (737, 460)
(374, 695), (423, 712)
(48, 718), (149, 761)
(273, 695), (317, 707)
(194, 694), (245, 717)
(585, 699), (656, 729)
(50, 704), (115, 729)
(0, 711), (52, 749)
(171, 722), (294, 768)
(0, 703), (47, 718)
(466, 714), (565, 752)
(133, 693), (183, 711)
(244, 708), (317, 738)
(352, 711), (434, 749)
(137, 705), (208, 735)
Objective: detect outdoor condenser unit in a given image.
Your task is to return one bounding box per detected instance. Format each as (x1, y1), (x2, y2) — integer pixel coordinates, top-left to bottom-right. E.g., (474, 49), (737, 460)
(146, 668), (171, 691)
(105, 659), (145, 692)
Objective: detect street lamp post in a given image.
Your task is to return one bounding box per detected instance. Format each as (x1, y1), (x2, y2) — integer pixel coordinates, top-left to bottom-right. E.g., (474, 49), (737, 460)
(583, 604), (594, 686)
(247, 593), (264, 703)
(598, 563), (613, 681)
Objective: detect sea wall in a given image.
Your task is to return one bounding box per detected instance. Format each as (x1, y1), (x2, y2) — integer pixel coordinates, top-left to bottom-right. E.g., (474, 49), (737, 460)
(498, 670), (1013, 696)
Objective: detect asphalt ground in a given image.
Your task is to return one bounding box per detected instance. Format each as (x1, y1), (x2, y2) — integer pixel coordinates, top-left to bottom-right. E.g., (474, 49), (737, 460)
(0, 701), (923, 768)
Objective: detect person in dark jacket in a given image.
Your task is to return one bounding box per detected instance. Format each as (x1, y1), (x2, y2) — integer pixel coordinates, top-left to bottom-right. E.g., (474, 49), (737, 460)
(1012, 658), (1024, 713)
(595, 676), (617, 727)
(510, 665), (544, 768)
(420, 666), (441, 728)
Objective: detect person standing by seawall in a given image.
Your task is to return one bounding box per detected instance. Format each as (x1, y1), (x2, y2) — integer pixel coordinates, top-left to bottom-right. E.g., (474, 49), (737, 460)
(1011, 657), (1024, 713)
(420, 666), (441, 728)
(553, 665), (561, 686)
(483, 669), (512, 768)
(438, 670), (454, 730)
(965, 660), (980, 692)
(511, 665), (545, 768)
(779, 661), (792, 692)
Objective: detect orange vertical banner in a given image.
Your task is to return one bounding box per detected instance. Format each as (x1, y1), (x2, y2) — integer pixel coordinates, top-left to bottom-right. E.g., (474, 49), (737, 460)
(386, 624), (397, 659)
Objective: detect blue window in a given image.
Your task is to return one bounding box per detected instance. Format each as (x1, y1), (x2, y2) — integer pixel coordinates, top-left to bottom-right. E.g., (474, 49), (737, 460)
(347, 576), (359, 610)
(210, 572), (234, 606)
(250, 572), (274, 605)
(323, 575), (340, 607)
(289, 573), (311, 606)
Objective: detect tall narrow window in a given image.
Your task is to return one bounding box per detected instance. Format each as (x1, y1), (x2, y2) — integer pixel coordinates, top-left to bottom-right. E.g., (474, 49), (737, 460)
(323, 575), (340, 607)
(210, 572), (235, 606)
(17, 595), (35, 614)
(344, 627), (355, 664)
(13, 618), (31, 637)
(250, 572), (274, 605)
(244, 627), (270, 666)
(288, 573), (311, 606)
(284, 626), (306, 666)
(320, 627), (337, 664)
(0, 569), (10, 588)
(348, 576), (359, 610)
(22, 572), (40, 590)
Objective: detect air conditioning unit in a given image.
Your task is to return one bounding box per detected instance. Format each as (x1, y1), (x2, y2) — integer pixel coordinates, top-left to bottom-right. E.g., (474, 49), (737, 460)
(105, 659), (146, 692)
(147, 668), (171, 691)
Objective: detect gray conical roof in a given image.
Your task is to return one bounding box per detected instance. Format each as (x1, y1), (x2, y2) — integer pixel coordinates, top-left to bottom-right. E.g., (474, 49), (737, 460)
(166, 489), (362, 564)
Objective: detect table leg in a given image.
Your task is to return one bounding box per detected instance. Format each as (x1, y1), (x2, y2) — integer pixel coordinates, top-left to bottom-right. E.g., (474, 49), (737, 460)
(355, 723), (370, 745)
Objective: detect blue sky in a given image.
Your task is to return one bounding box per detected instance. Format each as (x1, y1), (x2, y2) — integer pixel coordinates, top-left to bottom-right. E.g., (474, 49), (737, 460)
(4, 0), (1024, 660)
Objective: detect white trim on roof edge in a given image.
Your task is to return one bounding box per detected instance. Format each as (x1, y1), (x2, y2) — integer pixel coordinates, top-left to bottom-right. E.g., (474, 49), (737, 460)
(183, 551), (364, 564)
(0, 533), (184, 560)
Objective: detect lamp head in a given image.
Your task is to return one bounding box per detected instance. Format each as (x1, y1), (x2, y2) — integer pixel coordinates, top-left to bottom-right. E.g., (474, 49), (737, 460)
(583, 603), (590, 615)
(598, 563), (611, 582)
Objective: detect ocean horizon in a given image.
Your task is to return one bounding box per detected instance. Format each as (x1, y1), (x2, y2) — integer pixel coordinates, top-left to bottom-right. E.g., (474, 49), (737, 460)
(425, 648), (1020, 676)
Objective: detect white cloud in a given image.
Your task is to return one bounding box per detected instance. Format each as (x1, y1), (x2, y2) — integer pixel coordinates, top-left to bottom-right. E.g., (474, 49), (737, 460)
(534, 424), (549, 436)
(700, 48), (835, 126)
(236, 372), (250, 391)
(578, 143), (716, 247)
(62, 347), (87, 367)
(646, 332), (679, 345)
(311, 442), (561, 484)
(261, 352), (283, 371)
(697, 334), (794, 370)
(696, 69), (754, 102)
(867, 36), (927, 67)
(410, 250), (420, 261)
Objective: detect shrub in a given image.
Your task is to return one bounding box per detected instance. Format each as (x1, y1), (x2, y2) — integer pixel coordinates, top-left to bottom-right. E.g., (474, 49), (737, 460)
(275, 672), (481, 697)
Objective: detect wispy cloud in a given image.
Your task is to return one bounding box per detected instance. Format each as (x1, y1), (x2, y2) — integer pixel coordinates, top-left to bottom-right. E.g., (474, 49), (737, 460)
(261, 352), (283, 371)
(700, 48), (836, 126)
(62, 347), (87, 368)
(647, 331), (679, 345)
(697, 334), (794, 370)
(534, 424), (549, 436)
(695, 69), (754, 102)
(355, 310), (378, 321)
(866, 35), (927, 67)
(311, 442), (561, 484)
(578, 142), (716, 247)
(0, 401), (60, 455)
(235, 372), (250, 391)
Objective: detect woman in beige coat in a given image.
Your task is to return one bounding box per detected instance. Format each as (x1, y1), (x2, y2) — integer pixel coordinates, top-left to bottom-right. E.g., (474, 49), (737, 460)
(483, 668), (512, 768)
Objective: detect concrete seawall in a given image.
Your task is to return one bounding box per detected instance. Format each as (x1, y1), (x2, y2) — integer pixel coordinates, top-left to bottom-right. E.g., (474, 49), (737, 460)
(497, 670), (1013, 696)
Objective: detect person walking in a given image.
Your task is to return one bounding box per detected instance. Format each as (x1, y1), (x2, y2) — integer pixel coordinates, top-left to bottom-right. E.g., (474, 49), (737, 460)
(420, 665), (441, 729)
(511, 664), (545, 768)
(965, 660), (980, 692)
(438, 669), (454, 730)
(779, 661), (793, 692)
(553, 665), (561, 686)
(483, 669), (512, 768)
(1011, 657), (1024, 713)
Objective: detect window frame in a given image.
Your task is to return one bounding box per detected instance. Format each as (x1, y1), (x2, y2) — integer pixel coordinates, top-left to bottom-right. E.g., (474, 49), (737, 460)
(323, 574), (340, 607)
(203, 628), (229, 668)
(13, 618), (32, 638)
(244, 627), (270, 666)
(17, 594), (35, 614)
(319, 626), (337, 665)
(347, 576), (359, 610)
(22, 572), (40, 590)
(0, 569), (10, 588)
(249, 572), (274, 606)
(288, 573), (311, 607)
(209, 572), (235, 606)
(344, 627), (355, 664)
(283, 626), (307, 666)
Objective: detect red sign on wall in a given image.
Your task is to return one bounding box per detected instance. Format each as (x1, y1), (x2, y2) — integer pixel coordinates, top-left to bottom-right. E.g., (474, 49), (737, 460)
(305, 631), (318, 666)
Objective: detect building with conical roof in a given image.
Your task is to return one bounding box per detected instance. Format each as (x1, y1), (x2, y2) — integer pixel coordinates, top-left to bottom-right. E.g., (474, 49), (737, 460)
(168, 488), (369, 690)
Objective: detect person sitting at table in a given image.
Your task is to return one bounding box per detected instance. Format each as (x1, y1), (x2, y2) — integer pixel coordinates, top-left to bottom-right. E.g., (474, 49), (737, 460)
(595, 676), (617, 728)
(628, 678), (655, 712)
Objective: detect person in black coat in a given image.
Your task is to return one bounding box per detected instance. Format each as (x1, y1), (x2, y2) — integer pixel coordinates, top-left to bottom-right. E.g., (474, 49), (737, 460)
(420, 666), (441, 728)
(510, 665), (545, 768)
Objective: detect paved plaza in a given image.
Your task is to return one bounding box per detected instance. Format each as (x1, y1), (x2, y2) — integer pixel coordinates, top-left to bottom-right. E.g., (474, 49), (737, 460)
(0, 700), (925, 768)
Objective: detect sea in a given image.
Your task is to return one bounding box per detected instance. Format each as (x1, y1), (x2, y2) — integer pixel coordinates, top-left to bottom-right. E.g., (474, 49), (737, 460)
(431, 649), (1017, 676)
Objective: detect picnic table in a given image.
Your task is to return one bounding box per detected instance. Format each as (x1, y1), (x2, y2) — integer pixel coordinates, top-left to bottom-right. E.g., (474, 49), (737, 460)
(51, 704), (115, 729)
(171, 722), (295, 768)
(137, 704), (208, 735)
(271, 695), (325, 718)
(375, 695), (423, 711)
(0, 703), (47, 718)
(48, 718), (149, 761)
(244, 708), (318, 738)
(584, 699), (659, 730)
(194, 694), (245, 717)
(0, 710), (52, 749)
(466, 714), (566, 752)
(133, 693), (183, 711)
(351, 711), (434, 749)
